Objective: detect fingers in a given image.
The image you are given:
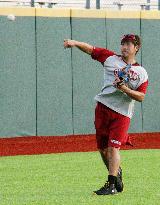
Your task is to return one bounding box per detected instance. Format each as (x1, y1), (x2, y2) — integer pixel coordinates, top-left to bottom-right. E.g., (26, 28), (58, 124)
(113, 76), (124, 88)
(63, 39), (76, 49)
(64, 39), (70, 48)
(114, 77), (121, 84)
(64, 39), (69, 43)
(64, 39), (72, 49)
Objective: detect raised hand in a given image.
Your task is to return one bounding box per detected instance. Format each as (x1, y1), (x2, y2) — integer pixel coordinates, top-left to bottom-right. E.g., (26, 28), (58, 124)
(63, 39), (77, 49)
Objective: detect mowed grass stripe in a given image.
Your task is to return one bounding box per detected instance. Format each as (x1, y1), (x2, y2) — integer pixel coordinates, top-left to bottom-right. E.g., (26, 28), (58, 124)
(0, 150), (159, 205)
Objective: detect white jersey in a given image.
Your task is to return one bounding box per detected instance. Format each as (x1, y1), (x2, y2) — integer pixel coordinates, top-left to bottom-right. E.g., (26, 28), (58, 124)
(91, 47), (148, 118)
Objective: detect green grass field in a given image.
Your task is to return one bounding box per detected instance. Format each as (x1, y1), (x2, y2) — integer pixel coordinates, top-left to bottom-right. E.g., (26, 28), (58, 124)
(0, 149), (160, 205)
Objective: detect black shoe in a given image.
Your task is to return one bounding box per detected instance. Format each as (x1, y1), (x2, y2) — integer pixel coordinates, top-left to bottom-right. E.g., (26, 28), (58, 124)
(93, 182), (118, 195)
(116, 167), (124, 192)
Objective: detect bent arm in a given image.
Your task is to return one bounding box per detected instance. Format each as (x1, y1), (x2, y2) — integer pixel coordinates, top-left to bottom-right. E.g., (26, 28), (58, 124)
(64, 39), (93, 55)
(119, 85), (145, 102)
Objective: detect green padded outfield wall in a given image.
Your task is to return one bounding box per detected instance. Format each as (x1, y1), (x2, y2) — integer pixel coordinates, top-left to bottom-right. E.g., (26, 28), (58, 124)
(105, 11), (142, 133)
(71, 10), (106, 134)
(0, 8), (159, 137)
(36, 9), (73, 136)
(0, 8), (36, 137)
(141, 11), (160, 132)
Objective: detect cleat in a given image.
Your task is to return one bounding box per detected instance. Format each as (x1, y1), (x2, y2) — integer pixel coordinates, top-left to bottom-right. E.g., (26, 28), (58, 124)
(93, 182), (118, 195)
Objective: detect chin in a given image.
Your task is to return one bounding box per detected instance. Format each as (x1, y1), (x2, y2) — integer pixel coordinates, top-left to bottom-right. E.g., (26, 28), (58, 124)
(122, 54), (129, 58)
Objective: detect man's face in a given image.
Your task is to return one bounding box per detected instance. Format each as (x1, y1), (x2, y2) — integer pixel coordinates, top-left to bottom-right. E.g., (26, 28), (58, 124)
(121, 41), (138, 58)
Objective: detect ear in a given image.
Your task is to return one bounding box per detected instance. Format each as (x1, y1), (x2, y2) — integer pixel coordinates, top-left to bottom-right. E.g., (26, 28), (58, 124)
(135, 45), (139, 52)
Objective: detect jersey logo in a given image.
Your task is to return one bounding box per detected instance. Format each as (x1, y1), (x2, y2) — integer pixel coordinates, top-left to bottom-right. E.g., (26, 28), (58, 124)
(128, 70), (139, 81)
(111, 139), (121, 145)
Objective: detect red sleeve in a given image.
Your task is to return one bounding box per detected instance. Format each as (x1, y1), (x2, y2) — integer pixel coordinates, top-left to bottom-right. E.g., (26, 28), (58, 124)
(136, 80), (149, 94)
(91, 47), (115, 63)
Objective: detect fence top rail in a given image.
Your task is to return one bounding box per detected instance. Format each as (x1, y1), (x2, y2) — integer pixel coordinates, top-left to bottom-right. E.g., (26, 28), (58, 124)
(0, 0), (58, 3)
(0, 0), (158, 4)
(112, 1), (158, 5)
(0, 0), (159, 10)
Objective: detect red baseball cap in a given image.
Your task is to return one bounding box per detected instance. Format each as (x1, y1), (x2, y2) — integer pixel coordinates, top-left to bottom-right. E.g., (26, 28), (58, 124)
(121, 34), (141, 48)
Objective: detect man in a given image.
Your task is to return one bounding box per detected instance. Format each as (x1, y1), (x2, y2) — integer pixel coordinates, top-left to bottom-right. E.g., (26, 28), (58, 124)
(63, 34), (148, 195)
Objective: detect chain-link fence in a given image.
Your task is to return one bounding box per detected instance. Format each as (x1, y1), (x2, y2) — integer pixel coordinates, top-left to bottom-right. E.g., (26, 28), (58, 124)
(0, 0), (160, 10)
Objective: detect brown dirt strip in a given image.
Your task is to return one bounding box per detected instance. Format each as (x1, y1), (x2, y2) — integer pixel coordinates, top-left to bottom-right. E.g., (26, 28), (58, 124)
(0, 133), (160, 156)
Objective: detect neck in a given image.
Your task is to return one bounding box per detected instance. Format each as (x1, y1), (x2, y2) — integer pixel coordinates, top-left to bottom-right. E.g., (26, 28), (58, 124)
(122, 56), (136, 65)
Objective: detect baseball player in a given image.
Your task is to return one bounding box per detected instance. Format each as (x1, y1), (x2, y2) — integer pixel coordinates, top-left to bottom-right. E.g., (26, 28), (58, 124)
(64, 34), (148, 195)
